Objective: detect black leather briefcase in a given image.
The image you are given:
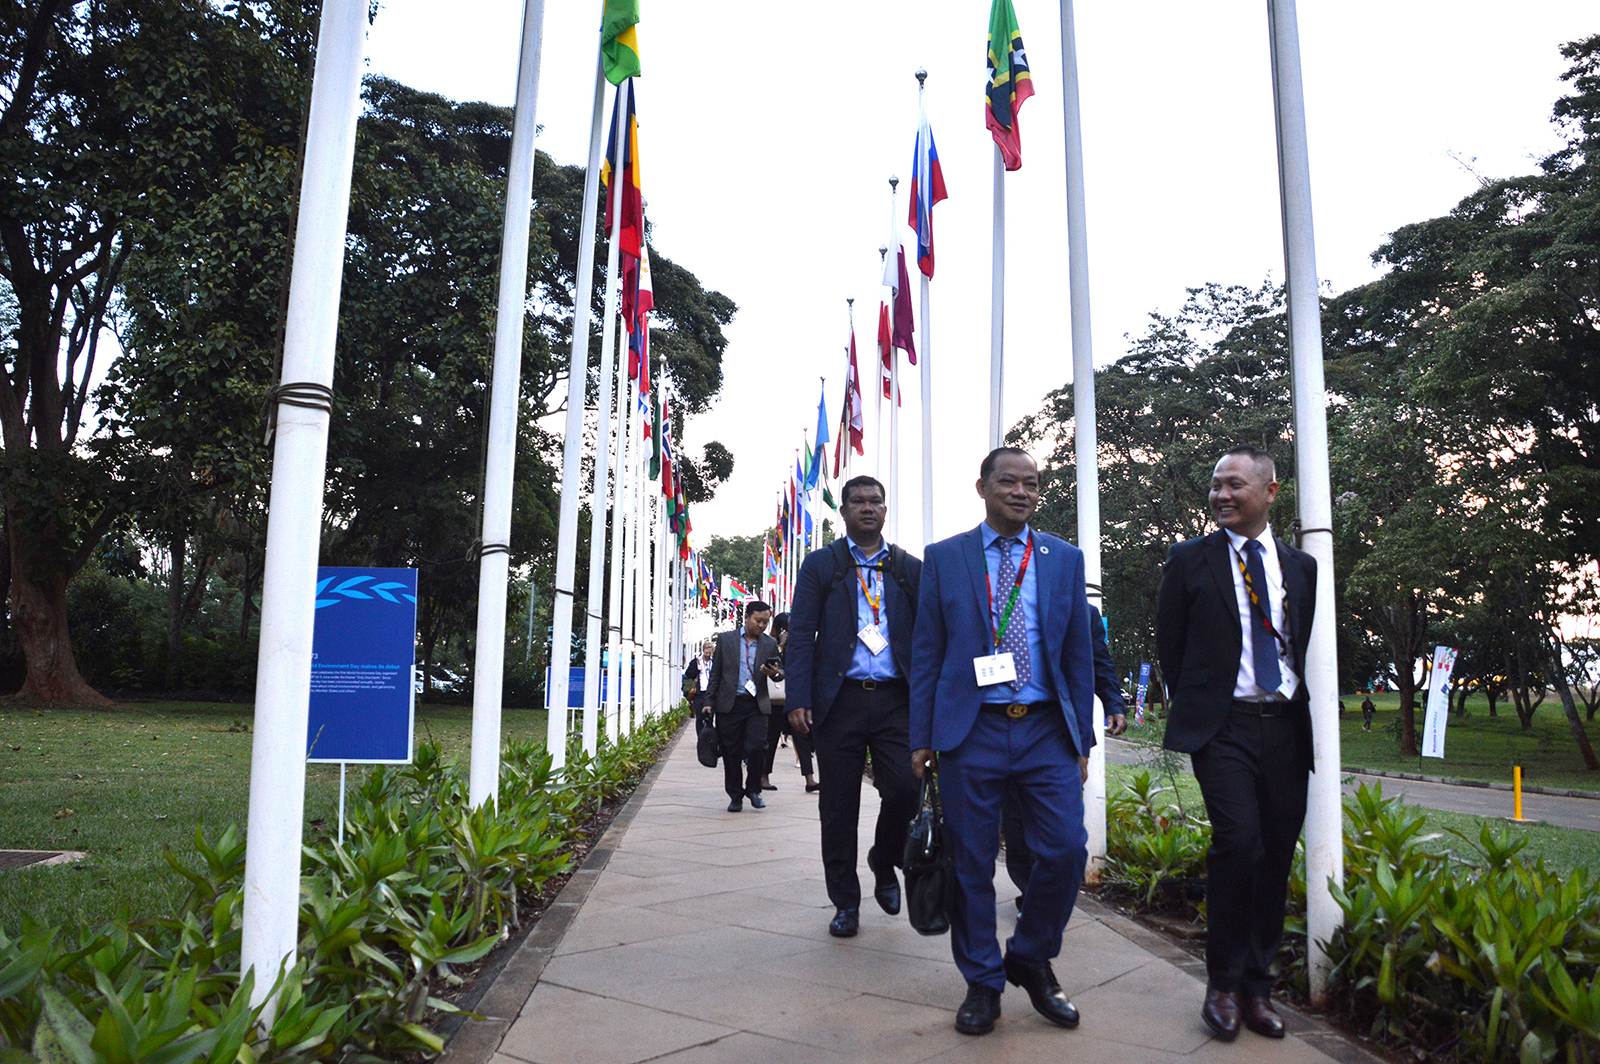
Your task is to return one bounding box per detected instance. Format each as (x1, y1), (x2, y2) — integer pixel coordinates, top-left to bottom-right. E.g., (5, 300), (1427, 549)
(696, 712), (719, 768)
(902, 774), (953, 936)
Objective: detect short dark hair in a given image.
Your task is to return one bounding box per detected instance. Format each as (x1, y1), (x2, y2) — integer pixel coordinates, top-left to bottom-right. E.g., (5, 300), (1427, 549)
(744, 599), (771, 616)
(771, 611), (790, 637)
(840, 475), (886, 507)
(1221, 445), (1277, 481)
(980, 447), (1036, 482)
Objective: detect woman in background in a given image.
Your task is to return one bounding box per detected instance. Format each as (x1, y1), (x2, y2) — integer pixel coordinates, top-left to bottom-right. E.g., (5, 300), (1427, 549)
(760, 613), (818, 792)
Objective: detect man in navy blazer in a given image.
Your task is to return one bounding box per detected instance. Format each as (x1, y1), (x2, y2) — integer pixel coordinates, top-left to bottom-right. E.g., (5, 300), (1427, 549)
(911, 448), (1097, 1036)
(788, 475), (922, 937)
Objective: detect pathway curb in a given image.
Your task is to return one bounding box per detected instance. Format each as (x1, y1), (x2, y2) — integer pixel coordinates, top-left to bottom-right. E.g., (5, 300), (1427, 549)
(438, 722), (689, 1064)
(1346, 765), (1600, 801)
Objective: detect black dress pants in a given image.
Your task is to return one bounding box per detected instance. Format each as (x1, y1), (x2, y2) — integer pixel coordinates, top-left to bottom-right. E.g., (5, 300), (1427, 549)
(811, 683), (918, 910)
(1189, 707), (1309, 999)
(716, 696), (766, 800)
(764, 705), (814, 777)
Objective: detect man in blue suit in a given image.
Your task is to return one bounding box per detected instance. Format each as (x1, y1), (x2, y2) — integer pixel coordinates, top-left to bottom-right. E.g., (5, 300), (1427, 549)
(911, 448), (1097, 1036)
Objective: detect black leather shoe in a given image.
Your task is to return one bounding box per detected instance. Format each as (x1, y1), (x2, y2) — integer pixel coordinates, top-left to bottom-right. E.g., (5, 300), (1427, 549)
(1003, 953), (1079, 1028)
(761, 783), (777, 791)
(828, 907), (859, 937)
(726, 798), (742, 813)
(1241, 995), (1285, 1038)
(805, 781), (821, 793)
(955, 982), (1001, 1035)
(867, 847), (901, 915)
(1202, 987), (1241, 1041)
(749, 794), (766, 809)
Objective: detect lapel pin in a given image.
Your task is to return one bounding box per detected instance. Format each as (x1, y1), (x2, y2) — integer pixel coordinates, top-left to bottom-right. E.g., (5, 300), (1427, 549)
(1039, 545), (1050, 554)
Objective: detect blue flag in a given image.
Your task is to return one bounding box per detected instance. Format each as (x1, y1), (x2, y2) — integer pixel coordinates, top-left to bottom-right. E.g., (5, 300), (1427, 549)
(806, 387), (829, 491)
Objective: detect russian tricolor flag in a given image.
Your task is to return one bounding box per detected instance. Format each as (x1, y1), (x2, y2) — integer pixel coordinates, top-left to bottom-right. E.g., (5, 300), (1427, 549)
(909, 111), (948, 279)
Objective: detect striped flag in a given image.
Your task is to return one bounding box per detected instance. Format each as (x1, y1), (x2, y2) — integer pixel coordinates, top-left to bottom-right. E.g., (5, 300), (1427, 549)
(909, 110), (948, 278)
(835, 329), (864, 477)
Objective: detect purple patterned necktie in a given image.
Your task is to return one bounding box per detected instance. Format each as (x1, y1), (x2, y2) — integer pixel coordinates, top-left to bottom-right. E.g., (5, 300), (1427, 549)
(994, 537), (1032, 689)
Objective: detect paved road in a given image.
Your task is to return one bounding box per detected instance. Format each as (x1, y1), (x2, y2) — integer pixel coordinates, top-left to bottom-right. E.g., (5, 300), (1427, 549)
(1104, 738), (1600, 833)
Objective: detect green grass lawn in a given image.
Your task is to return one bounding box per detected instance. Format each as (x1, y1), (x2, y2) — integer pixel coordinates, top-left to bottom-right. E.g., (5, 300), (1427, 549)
(1107, 761), (1600, 875)
(0, 700), (548, 933)
(1337, 691), (1600, 792)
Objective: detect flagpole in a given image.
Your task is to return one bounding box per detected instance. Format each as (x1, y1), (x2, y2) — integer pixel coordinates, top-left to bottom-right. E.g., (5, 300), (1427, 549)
(604, 286), (630, 743)
(876, 245), (887, 483)
(1268, 0), (1342, 1003)
(887, 176), (903, 544)
(916, 71), (936, 548)
(618, 390), (638, 737)
(469, 0), (545, 806)
(845, 297), (856, 481)
(633, 404), (650, 731)
(989, 146), (1006, 450)
(239, 0), (366, 1016)
(545, 50), (609, 771)
(580, 83), (628, 758)
(1056, 0), (1106, 875)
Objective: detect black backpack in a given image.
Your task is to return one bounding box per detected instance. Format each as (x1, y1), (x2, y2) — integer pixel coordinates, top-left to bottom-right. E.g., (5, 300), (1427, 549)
(818, 538), (918, 620)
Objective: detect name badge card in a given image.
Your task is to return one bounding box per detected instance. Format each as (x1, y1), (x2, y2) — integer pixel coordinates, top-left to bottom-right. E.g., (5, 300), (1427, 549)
(744, 679), (757, 696)
(858, 623), (888, 655)
(973, 652), (1018, 686)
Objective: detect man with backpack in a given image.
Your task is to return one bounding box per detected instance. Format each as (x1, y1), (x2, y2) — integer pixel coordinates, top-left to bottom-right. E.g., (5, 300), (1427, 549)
(786, 475), (922, 938)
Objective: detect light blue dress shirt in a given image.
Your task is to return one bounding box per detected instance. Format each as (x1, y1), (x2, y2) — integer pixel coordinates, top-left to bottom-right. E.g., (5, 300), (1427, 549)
(736, 633), (760, 693)
(978, 522), (1056, 705)
(844, 540), (902, 680)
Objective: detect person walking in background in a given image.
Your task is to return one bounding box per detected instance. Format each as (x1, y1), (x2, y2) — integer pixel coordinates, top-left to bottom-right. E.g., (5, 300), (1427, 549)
(759, 614), (817, 793)
(1361, 694), (1376, 732)
(1003, 602), (1126, 911)
(1156, 445), (1317, 1041)
(910, 448), (1097, 1036)
(684, 637), (716, 729)
(787, 475), (921, 939)
(706, 602), (782, 812)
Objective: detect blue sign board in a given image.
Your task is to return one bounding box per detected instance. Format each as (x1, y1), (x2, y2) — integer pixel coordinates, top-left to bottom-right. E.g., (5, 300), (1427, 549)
(544, 667), (633, 709)
(307, 567), (417, 764)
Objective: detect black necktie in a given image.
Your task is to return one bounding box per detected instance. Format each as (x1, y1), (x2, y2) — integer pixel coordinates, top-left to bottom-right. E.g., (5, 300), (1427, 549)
(1243, 539), (1282, 694)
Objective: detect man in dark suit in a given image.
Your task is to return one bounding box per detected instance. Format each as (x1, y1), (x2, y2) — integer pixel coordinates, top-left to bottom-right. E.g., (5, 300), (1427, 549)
(1156, 446), (1317, 1041)
(706, 602), (781, 812)
(911, 448), (1096, 1036)
(787, 475), (921, 938)
(1003, 603), (1127, 905)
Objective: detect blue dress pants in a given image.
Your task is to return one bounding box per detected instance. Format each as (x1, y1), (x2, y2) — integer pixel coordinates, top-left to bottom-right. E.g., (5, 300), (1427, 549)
(938, 707), (1087, 992)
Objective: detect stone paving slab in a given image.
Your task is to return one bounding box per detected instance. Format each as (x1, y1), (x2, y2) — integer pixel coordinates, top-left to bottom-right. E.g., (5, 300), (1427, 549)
(446, 727), (1384, 1064)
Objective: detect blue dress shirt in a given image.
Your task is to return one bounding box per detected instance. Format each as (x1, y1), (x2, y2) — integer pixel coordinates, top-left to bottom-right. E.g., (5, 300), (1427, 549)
(736, 633), (760, 693)
(843, 539), (902, 681)
(978, 522), (1056, 705)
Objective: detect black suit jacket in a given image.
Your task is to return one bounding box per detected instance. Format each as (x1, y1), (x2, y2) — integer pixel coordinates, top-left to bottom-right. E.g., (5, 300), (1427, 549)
(1088, 605), (1127, 718)
(706, 629), (780, 715)
(786, 538), (921, 728)
(1155, 528), (1316, 767)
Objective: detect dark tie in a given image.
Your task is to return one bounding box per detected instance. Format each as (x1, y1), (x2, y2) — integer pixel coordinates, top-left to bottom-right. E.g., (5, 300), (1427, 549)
(994, 537), (1032, 689)
(1243, 539), (1282, 694)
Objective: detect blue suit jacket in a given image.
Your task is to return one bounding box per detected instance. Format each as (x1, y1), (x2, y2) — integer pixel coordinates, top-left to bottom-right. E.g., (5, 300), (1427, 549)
(910, 525), (1096, 755)
(786, 539), (921, 728)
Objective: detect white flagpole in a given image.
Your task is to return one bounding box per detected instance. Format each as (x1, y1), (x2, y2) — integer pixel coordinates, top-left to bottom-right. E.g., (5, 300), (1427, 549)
(1057, 0), (1106, 874)
(876, 246), (887, 483)
(886, 176), (902, 544)
(240, 0), (366, 1017)
(845, 298), (856, 482)
(604, 309), (630, 743)
(633, 412), (650, 731)
(470, 0), (545, 807)
(916, 71), (936, 549)
(546, 50), (610, 772)
(1268, 0), (1342, 1004)
(989, 146), (1006, 450)
(618, 392), (638, 736)
(579, 83), (628, 759)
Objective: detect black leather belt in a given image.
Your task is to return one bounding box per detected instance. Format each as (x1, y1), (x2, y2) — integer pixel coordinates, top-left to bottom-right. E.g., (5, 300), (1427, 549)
(1232, 699), (1289, 718)
(981, 701), (1059, 719)
(842, 677), (906, 691)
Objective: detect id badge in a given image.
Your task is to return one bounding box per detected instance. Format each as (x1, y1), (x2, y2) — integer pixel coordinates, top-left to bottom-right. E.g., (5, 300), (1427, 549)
(858, 623), (889, 656)
(744, 679), (757, 696)
(973, 652), (1017, 686)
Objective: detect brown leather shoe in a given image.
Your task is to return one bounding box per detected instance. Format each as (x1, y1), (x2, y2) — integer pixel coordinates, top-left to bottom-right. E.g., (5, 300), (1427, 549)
(1242, 995), (1286, 1038)
(1202, 987), (1241, 1040)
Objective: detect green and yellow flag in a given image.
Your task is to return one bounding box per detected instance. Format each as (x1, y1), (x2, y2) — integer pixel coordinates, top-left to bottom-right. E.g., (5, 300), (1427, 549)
(601, 0), (641, 85)
(985, 0), (1034, 171)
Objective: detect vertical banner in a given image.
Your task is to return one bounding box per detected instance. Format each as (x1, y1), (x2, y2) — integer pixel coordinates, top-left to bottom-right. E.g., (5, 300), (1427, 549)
(306, 567), (418, 764)
(1420, 645), (1457, 759)
(1134, 662), (1151, 726)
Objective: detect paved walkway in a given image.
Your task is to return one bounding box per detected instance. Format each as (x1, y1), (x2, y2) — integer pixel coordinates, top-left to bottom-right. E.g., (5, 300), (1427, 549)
(446, 729), (1377, 1064)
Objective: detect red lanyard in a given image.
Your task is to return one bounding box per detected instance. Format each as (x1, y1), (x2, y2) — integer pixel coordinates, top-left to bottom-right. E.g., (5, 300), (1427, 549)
(742, 637), (758, 678)
(985, 533), (1034, 650)
(856, 564), (882, 625)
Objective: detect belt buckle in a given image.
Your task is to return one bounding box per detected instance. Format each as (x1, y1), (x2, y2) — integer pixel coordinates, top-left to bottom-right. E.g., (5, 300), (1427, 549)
(862, 679), (878, 691)
(1006, 702), (1028, 720)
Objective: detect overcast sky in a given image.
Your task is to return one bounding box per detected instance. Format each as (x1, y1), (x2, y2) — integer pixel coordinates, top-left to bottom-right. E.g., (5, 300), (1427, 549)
(366, 0), (1594, 547)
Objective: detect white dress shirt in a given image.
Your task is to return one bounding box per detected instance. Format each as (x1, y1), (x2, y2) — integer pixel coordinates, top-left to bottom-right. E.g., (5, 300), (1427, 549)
(1224, 525), (1299, 701)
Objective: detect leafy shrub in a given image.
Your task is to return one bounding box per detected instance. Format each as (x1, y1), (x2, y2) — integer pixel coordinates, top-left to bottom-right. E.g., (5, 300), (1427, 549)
(1102, 770), (1210, 913)
(0, 703), (688, 1061)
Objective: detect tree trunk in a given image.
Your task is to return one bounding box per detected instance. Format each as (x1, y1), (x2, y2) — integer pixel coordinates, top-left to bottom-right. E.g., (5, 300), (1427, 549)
(9, 524), (109, 705)
(1543, 642), (1600, 771)
(1396, 669), (1419, 756)
(165, 533), (186, 688)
